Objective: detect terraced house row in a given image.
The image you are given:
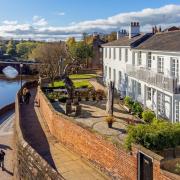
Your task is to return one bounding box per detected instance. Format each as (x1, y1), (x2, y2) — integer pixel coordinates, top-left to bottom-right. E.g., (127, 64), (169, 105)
(102, 22), (180, 123)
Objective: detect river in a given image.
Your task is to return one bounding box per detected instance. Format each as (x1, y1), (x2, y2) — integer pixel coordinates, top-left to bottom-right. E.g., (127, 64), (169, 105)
(0, 76), (22, 108)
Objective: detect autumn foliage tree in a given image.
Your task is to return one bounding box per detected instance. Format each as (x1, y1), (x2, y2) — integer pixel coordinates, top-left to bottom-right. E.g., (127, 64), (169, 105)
(30, 42), (69, 86)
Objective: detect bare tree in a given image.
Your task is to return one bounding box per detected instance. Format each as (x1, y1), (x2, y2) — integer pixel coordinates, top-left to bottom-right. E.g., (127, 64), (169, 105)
(30, 42), (69, 86)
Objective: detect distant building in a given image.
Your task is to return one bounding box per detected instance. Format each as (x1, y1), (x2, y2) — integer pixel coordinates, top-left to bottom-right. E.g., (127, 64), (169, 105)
(89, 34), (105, 70)
(163, 26), (180, 32)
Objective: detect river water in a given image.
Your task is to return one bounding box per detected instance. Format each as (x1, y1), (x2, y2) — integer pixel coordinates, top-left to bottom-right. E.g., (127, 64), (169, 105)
(0, 76), (22, 108)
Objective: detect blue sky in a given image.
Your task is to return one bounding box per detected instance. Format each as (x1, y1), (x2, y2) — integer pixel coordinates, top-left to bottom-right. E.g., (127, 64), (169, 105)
(0, 0), (180, 40)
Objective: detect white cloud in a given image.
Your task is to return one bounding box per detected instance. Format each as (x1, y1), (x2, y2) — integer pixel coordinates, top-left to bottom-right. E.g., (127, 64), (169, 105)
(57, 12), (65, 16)
(32, 16), (48, 27)
(2, 20), (18, 25)
(0, 4), (180, 40)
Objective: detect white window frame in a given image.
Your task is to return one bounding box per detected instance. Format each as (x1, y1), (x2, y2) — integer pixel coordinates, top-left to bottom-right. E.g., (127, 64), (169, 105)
(147, 87), (151, 100)
(157, 92), (165, 115)
(105, 48), (107, 58)
(113, 69), (116, 84)
(171, 57), (179, 80)
(119, 48), (121, 61)
(119, 71), (122, 84)
(147, 52), (152, 69)
(138, 51), (142, 66)
(125, 49), (128, 62)
(175, 100), (179, 122)
(113, 48), (116, 60)
(137, 82), (141, 95)
(109, 67), (111, 80)
(109, 48), (111, 59)
(157, 56), (164, 74)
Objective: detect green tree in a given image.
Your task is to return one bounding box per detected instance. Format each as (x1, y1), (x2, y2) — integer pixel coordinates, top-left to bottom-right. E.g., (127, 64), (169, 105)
(6, 40), (16, 56)
(16, 41), (39, 59)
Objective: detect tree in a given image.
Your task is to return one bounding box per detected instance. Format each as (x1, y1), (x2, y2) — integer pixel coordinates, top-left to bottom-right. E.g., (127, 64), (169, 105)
(6, 40), (16, 56)
(30, 42), (69, 86)
(107, 32), (117, 42)
(66, 37), (76, 48)
(68, 41), (93, 67)
(16, 41), (39, 59)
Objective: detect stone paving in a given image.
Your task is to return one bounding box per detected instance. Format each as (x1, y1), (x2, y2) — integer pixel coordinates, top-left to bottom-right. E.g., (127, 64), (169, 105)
(21, 88), (109, 180)
(0, 111), (14, 180)
(73, 100), (134, 143)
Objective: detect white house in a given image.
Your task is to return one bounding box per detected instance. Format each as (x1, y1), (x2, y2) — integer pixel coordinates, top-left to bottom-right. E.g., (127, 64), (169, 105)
(102, 22), (180, 123)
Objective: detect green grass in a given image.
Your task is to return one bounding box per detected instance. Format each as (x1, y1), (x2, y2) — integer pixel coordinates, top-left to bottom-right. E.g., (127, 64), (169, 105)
(69, 74), (97, 80)
(49, 80), (93, 89)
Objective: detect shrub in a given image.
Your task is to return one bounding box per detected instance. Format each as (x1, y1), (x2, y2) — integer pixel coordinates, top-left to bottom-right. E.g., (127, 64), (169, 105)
(125, 120), (180, 151)
(142, 110), (156, 123)
(59, 96), (68, 103)
(132, 102), (143, 117)
(175, 163), (180, 174)
(124, 96), (134, 108)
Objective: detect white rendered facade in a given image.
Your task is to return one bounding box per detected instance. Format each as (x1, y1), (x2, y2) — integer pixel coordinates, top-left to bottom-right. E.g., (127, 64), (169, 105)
(103, 46), (180, 123)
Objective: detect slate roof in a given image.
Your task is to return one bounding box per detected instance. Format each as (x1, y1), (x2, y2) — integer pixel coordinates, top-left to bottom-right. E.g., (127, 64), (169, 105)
(102, 33), (152, 47)
(136, 31), (180, 52)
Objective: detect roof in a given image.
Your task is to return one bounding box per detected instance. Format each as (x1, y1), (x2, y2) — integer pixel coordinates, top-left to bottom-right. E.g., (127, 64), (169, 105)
(136, 31), (180, 52)
(102, 33), (152, 47)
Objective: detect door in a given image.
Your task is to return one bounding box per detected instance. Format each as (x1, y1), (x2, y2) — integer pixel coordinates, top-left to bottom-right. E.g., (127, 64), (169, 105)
(138, 152), (153, 180)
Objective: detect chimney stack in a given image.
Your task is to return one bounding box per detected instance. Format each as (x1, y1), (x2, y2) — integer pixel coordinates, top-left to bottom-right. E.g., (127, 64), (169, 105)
(117, 29), (127, 40)
(129, 22), (140, 39)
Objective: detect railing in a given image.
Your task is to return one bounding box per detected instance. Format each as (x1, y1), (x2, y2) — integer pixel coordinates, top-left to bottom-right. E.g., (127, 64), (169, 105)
(126, 65), (180, 94)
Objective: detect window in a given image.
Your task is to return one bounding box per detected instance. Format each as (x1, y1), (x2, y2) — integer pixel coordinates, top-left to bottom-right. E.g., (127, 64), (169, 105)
(175, 100), (179, 122)
(147, 52), (152, 69)
(109, 67), (111, 79)
(109, 48), (111, 59)
(138, 51), (142, 65)
(119, 71), (122, 84)
(104, 66), (107, 78)
(157, 93), (165, 115)
(113, 48), (116, 59)
(125, 49), (128, 62)
(147, 87), (151, 100)
(171, 57), (179, 79)
(113, 69), (116, 83)
(137, 83), (141, 95)
(119, 48), (121, 61)
(157, 57), (164, 73)
(105, 48), (107, 58)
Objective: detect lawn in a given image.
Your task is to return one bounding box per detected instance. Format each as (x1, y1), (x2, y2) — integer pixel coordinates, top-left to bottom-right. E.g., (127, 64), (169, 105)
(69, 74), (97, 80)
(49, 80), (93, 89)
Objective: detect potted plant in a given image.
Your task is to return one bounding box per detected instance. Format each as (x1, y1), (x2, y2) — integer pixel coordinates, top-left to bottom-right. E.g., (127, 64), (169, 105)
(96, 89), (105, 100)
(105, 116), (116, 128)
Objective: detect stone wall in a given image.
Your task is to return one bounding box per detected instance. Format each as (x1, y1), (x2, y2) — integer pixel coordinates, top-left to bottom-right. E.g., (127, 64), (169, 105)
(37, 88), (179, 180)
(14, 82), (63, 180)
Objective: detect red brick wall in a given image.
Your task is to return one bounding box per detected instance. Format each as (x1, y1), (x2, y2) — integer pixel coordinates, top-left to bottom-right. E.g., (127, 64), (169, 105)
(38, 88), (177, 180)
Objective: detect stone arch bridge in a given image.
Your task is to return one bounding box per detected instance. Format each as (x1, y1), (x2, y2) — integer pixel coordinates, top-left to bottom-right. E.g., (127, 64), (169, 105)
(0, 60), (39, 75)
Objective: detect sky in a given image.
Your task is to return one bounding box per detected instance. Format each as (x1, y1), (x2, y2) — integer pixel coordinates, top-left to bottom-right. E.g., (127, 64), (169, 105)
(0, 0), (180, 40)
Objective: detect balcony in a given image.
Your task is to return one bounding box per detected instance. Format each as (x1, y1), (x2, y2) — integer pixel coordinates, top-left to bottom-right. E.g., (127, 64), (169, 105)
(126, 65), (180, 94)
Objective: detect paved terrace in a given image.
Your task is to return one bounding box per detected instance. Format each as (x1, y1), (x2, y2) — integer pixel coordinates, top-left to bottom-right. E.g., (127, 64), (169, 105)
(20, 88), (109, 180)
